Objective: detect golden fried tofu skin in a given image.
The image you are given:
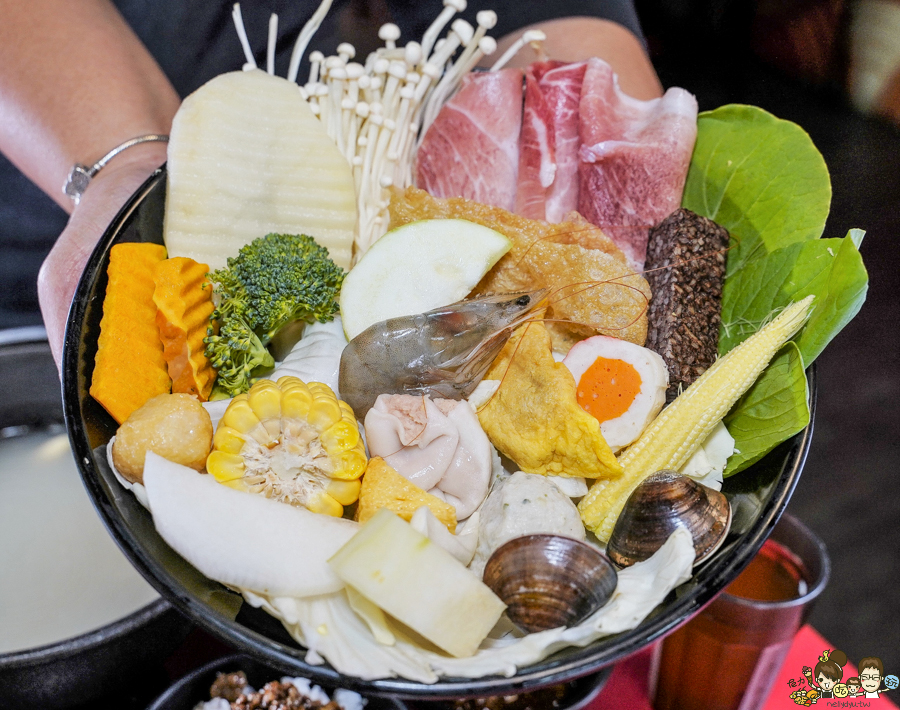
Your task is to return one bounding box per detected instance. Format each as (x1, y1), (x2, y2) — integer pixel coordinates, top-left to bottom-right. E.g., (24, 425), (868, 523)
(477, 323), (622, 480)
(388, 186), (651, 352)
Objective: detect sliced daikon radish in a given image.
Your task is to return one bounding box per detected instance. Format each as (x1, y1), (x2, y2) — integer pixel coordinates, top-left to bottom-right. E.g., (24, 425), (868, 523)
(164, 69), (357, 271)
(143, 452), (358, 597)
(339, 219), (511, 340)
(328, 508), (506, 658)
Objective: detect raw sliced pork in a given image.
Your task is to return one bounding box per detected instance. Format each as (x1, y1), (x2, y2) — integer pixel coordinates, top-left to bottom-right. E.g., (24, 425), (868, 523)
(516, 61), (587, 222)
(415, 69), (524, 212)
(578, 58), (698, 270)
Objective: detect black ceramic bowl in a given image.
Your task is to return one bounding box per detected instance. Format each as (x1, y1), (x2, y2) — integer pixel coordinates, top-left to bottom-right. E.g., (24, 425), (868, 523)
(0, 328), (193, 710)
(62, 168), (816, 700)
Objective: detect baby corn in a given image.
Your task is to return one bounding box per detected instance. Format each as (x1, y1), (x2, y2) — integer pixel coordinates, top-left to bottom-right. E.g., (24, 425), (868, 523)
(579, 296), (814, 541)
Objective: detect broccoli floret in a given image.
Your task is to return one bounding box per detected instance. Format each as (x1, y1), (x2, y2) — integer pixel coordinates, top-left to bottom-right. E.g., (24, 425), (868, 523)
(204, 233), (345, 398)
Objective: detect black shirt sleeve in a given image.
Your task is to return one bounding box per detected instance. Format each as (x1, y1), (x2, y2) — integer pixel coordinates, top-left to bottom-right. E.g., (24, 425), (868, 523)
(385, 0), (645, 52)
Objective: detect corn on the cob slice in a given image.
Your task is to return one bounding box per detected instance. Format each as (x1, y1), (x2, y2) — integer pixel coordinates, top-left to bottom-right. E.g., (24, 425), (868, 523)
(578, 296), (814, 541)
(206, 376), (366, 516)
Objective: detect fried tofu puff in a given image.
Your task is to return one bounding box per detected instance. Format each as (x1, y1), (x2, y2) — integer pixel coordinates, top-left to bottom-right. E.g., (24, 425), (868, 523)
(562, 335), (668, 453)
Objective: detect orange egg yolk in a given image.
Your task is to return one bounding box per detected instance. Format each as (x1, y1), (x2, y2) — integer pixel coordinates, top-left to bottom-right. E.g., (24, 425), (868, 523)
(576, 357), (642, 423)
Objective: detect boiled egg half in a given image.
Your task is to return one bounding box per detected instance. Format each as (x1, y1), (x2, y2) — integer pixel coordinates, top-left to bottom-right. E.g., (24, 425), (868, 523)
(562, 335), (668, 452)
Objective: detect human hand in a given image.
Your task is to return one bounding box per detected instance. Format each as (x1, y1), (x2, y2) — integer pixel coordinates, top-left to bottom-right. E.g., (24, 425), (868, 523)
(38, 142), (168, 371)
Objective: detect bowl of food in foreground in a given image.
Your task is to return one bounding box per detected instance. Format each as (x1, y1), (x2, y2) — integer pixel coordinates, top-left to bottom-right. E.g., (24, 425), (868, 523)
(62, 167), (820, 699)
(147, 653), (611, 710)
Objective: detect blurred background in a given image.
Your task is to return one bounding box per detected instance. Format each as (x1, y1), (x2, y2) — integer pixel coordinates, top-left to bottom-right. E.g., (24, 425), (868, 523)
(634, 0), (900, 674)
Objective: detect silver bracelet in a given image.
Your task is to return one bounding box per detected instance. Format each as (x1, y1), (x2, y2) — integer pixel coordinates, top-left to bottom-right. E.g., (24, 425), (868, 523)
(62, 134), (169, 204)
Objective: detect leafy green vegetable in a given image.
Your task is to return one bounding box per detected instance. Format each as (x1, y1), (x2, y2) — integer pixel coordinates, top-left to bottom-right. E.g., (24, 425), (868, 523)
(720, 232), (868, 365)
(205, 233), (345, 398)
(682, 104), (867, 476)
(723, 343), (809, 476)
(682, 104), (831, 276)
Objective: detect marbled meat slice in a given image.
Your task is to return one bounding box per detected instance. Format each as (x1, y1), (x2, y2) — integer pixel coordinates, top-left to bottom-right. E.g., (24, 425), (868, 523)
(577, 58), (698, 272)
(516, 61), (587, 222)
(516, 66), (556, 220)
(644, 208), (729, 401)
(415, 68), (524, 212)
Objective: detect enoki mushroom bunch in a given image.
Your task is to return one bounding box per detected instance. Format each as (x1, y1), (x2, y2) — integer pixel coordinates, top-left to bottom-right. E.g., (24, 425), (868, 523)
(231, 0), (545, 260)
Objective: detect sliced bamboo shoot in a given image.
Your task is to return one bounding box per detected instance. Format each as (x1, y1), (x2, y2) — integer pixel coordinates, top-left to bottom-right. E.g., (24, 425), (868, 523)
(164, 69), (357, 271)
(328, 509), (506, 657)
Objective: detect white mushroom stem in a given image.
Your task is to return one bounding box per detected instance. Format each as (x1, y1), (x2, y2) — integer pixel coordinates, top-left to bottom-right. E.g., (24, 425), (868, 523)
(363, 74), (382, 104)
(404, 41), (423, 69)
(307, 51), (325, 86)
(327, 63), (348, 151)
(490, 28), (546, 71)
(232, 3), (257, 70)
(420, 0), (467, 64)
(352, 102), (371, 188)
(397, 118), (420, 187)
(288, 0), (335, 83)
(454, 36), (497, 86)
(342, 63), (365, 163)
(336, 43), (355, 63)
(418, 29), (467, 135)
(422, 34), (496, 140)
(359, 103), (384, 196)
(387, 79), (417, 168)
(449, 12), (495, 78)
(378, 23), (401, 51)
(421, 19), (475, 121)
(266, 14), (278, 75)
(475, 10), (498, 34)
(315, 83), (330, 125)
(380, 60), (408, 123)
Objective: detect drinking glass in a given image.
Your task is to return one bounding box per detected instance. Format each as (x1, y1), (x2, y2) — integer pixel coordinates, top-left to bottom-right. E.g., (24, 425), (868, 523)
(650, 513), (830, 710)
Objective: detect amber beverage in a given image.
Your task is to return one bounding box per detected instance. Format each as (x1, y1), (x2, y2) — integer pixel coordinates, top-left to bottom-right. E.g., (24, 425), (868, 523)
(651, 514), (829, 710)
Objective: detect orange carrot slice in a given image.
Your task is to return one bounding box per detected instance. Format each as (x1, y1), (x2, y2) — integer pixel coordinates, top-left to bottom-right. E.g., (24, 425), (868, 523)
(152, 257), (217, 401)
(91, 242), (171, 424)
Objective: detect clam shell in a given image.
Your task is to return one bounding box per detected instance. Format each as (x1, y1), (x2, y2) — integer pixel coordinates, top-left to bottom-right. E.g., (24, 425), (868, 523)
(606, 470), (731, 568)
(482, 534), (618, 634)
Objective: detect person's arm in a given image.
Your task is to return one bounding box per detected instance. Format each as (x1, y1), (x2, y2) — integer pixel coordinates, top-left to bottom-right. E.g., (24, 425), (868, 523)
(490, 16), (663, 100)
(0, 0), (180, 366)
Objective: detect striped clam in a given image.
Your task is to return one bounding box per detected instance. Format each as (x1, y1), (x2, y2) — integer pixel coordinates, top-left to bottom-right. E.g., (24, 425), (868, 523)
(482, 534), (618, 633)
(606, 470), (731, 568)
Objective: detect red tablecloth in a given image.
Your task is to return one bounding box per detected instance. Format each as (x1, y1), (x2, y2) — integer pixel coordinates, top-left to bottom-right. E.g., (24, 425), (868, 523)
(588, 626), (898, 710)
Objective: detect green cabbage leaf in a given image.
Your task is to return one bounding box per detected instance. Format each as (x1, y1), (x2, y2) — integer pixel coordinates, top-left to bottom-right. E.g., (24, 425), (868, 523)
(682, 105), (867, 476)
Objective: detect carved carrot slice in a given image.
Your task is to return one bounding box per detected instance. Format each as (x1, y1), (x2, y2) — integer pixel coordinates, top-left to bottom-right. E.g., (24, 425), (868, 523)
(91, 242), (170, 424)
(153, 257), (216, 401)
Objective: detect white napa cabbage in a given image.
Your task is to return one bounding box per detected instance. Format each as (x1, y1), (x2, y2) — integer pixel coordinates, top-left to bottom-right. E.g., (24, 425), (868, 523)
(142, 454), (358, 597)
(241, 528), (695, 681)
(269, 317), (348, 397)
(679, 421), (736, 490)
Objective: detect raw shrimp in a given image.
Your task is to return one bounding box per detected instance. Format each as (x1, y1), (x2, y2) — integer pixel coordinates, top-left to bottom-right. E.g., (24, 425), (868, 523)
(339, 290), (548, 417)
